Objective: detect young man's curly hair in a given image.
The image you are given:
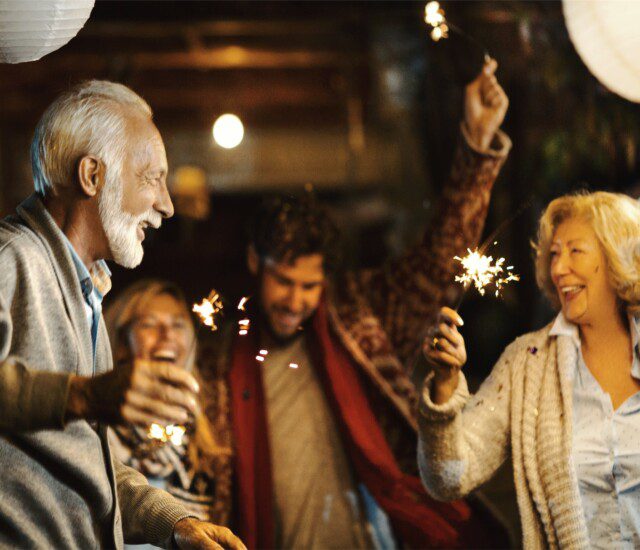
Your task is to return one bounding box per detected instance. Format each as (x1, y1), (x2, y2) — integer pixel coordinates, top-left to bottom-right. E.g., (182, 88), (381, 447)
(249, 194), (341, 273)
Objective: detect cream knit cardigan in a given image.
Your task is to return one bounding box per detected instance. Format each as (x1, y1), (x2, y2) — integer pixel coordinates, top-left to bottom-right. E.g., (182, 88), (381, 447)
(418, 323), (590, 549)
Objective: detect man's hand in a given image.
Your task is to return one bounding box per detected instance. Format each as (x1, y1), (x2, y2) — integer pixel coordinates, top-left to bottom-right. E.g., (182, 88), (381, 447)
(173, 517), (246, 550)
(463, 57), (509, 151)
(65, 359), (199, 427)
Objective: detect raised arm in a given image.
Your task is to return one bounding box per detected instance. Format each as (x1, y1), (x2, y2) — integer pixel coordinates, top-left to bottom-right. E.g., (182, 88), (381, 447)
(349, 59), (511, 365)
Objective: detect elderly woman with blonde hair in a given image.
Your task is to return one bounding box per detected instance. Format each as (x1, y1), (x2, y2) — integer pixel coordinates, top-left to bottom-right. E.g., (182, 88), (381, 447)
(418, 191), (640, 548)
(104, 279), (232, 545)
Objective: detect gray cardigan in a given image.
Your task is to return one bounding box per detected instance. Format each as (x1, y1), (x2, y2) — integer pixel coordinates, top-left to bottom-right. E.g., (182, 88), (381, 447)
(0, 195), (190, 549)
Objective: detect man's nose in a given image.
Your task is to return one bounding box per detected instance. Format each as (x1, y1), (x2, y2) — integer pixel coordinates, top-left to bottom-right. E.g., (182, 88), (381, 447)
(285, 287), (305, 312)
(155, 180), (174, 219)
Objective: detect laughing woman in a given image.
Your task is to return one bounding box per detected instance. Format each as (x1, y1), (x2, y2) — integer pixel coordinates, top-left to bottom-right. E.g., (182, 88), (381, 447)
(418, 191), (640, 549)
(104, 280), (232, 549)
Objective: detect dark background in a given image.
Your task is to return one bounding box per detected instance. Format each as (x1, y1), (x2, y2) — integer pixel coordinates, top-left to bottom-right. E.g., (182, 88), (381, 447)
(1, 2), (639, 541)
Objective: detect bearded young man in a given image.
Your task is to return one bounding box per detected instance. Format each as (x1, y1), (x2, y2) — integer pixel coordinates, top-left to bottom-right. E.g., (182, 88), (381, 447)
(0, 81), (244, 550)
(197, 60), (512, 549)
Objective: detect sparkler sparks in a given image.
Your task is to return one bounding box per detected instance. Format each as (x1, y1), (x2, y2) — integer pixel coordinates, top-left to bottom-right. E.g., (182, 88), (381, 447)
(192, 290), (224, 331)
(237, 296), (252, 336)
(454, 248), (520, 298)
(424, 1), (449, 41)
(149, 290), (224, 444)
(238, 318), (250, 336)
(148, 423), (186, 446)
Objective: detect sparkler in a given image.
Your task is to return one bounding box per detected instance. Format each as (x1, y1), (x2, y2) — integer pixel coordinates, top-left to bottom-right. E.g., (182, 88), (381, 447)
(454, 248), (520, 298)
(148, 423), (186, 446)
(451, 195), (534, 306)
(424, 1), (489, 58)
(148, 289), (224, 446)
(425, 1), (449, 42)
(192, 291), (224, 331)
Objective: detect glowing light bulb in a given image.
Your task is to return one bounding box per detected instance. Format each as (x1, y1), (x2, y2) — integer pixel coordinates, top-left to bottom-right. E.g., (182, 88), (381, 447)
(212, 114), (244, 149)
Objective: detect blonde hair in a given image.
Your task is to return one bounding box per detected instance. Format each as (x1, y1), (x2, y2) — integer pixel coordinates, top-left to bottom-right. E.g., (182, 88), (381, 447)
(534, 191), (640, 315)
(31, 80), (152, 196)
(104, 279), (230, 477)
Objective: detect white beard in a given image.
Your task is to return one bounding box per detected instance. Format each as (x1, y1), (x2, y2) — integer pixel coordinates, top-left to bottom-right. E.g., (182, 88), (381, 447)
(98, 172), (161, 269)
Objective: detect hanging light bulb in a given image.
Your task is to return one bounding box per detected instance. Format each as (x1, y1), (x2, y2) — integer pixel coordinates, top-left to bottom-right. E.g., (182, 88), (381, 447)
(212, 114), (244, 149)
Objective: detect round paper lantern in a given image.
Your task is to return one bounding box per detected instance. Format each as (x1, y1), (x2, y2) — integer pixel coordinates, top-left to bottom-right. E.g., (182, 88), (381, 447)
(563, 0), (640, 103)
(0, 0), (95, 64)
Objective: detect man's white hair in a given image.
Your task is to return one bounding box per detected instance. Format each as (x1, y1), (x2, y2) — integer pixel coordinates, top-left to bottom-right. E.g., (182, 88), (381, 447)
(31, 80), (152, 195)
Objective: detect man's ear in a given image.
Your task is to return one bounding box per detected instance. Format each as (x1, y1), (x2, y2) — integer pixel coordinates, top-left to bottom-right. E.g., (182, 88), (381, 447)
(77, 155), (104, 198)
(247, 245), (260, 275)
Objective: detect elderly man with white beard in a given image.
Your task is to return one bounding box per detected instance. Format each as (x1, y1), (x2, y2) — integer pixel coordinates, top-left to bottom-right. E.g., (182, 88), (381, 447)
(0, 81), (245, 550)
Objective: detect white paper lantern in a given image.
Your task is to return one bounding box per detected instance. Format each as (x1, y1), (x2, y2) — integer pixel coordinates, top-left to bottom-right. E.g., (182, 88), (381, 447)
(563, 0), (640, 103)
(0, 0), (95, 64)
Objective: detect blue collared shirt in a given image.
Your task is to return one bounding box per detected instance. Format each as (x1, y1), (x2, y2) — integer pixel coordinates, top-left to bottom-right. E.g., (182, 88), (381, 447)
(550, 312), (640, 549)
(60, 233), (111, 370)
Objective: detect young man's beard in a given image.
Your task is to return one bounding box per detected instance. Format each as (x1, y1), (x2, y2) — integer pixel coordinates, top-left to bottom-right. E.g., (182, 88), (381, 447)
(260, 308), (312, 346)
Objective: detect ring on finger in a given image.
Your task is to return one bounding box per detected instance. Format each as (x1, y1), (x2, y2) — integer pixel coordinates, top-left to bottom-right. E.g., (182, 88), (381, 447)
(431, 337), (439, 350)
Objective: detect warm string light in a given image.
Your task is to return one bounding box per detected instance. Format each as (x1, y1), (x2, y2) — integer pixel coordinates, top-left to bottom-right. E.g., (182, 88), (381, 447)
(454, 247), (520, 298)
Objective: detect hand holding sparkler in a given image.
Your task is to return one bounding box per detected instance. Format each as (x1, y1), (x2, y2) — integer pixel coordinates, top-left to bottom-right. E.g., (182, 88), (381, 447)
(423, 307), (466, 404)
(66, 357), (200, 428)
(464, 58), (509, 151)
(146, 290), (225, 444)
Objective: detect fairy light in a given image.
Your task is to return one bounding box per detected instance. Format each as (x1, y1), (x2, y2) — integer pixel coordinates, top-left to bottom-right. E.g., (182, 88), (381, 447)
(454, 248), (520, 297)
(289, 363), (299, 369)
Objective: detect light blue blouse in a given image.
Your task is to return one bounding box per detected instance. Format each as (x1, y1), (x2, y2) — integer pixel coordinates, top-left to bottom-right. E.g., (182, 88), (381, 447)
(550, 313), (640, 549)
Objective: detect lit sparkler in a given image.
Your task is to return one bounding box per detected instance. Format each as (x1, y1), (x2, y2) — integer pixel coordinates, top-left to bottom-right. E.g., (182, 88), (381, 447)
(148, 423), (186, 446)
(192, 290), (224, 331)
(149, 289), (224, 445)
(425, 1), (449, 42)
(424, 1), (489, 58)
(454, 248), (520, 298)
